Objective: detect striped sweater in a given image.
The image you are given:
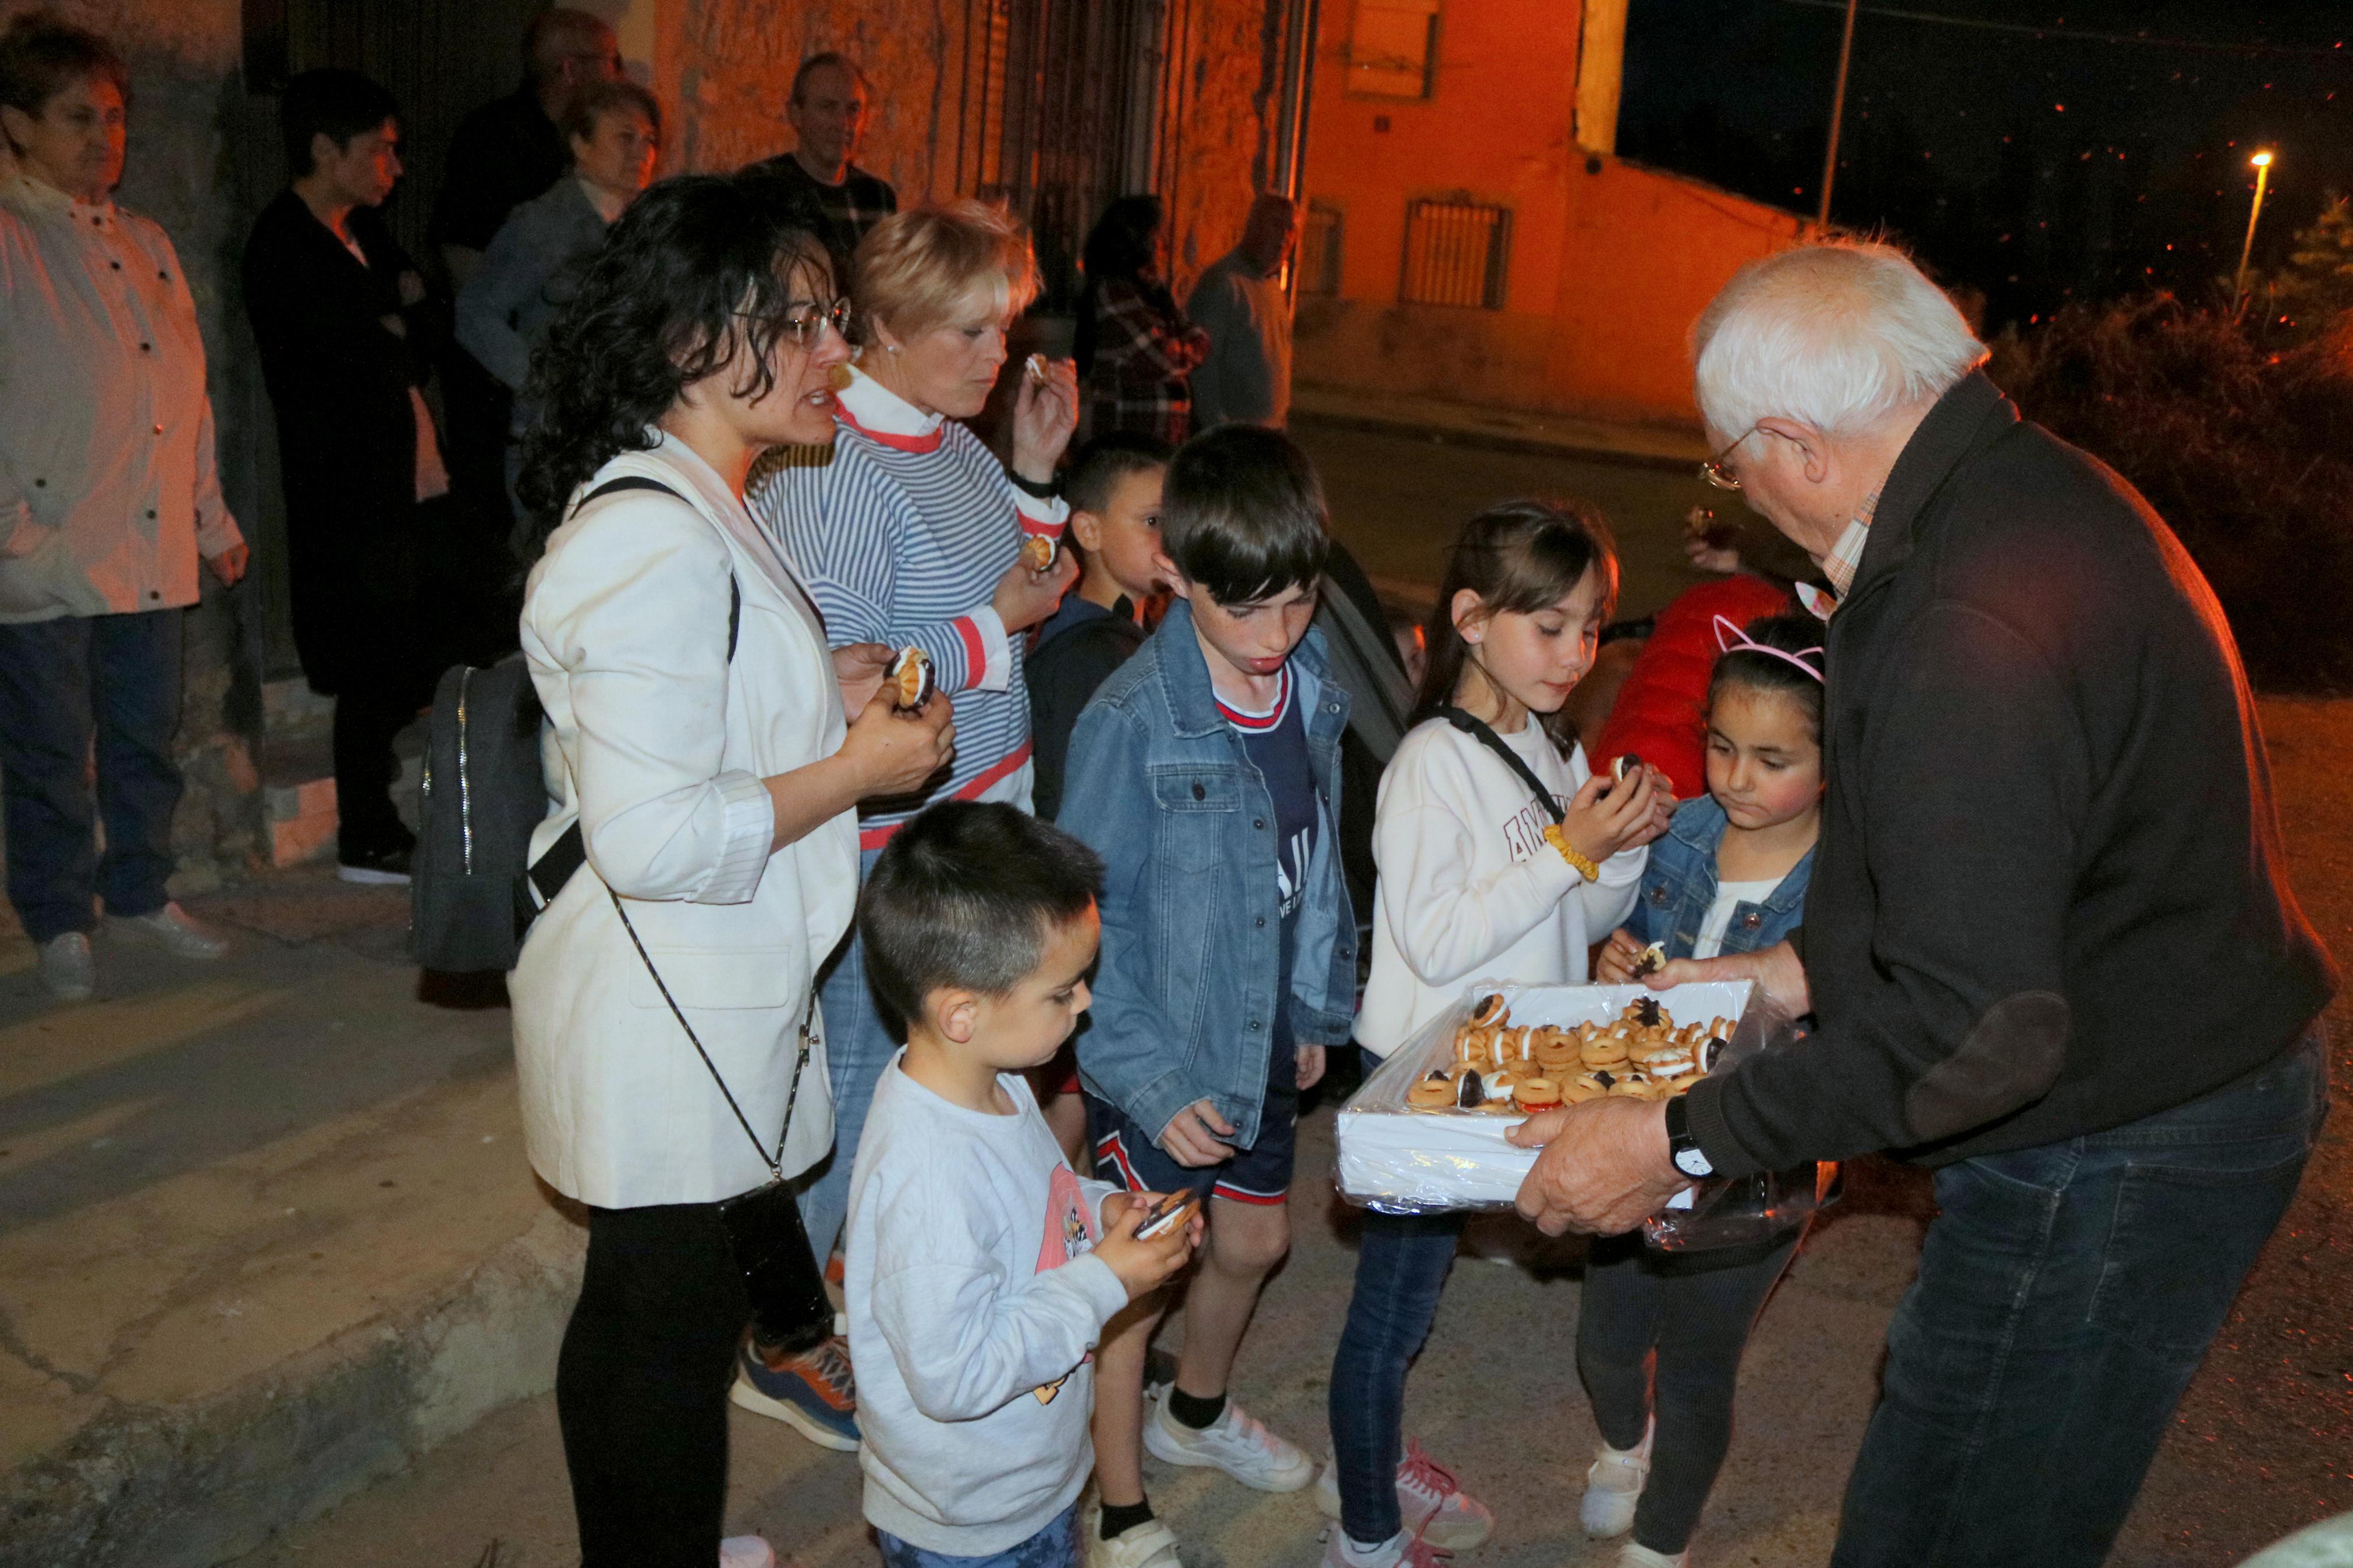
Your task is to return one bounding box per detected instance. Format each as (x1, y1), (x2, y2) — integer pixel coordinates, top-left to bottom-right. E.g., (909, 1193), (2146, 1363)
(750, 367), (1067, 846)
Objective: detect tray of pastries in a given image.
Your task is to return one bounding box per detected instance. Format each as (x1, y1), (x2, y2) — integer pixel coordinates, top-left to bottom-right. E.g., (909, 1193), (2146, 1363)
(1337, 979), (1754, 1213)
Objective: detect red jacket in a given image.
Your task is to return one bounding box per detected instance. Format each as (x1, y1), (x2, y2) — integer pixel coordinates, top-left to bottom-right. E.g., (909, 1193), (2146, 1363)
(1593, 574), (1793, 799)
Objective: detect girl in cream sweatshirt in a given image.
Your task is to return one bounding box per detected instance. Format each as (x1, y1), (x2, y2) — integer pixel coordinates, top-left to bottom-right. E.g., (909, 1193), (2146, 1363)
(1319, 500), (1669, 1568)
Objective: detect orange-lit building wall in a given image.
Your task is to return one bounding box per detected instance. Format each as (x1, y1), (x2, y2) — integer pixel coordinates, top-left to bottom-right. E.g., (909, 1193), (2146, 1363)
(1297, 0), (1816, 428)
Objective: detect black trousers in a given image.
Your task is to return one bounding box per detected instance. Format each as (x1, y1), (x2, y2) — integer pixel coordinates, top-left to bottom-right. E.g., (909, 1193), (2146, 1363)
(558, 1201), (750, 1567)
(1577, 1226), (1803, 1556)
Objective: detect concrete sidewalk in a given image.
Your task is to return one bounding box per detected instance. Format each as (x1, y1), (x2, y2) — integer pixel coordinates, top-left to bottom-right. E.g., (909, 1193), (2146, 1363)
(1290, 384), (1709, 471)
(0, 870), (581, 1568)
(4, 701), (2347, 1567)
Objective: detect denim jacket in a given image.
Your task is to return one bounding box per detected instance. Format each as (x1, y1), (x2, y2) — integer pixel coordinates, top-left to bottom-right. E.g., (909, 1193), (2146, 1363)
(1060, 596), (1357, 1148)
(1627, 795), (1813, 960)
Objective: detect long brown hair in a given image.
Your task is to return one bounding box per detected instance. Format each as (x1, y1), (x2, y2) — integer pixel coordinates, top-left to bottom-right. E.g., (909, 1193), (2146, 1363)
(1412, 499), (1619, 748)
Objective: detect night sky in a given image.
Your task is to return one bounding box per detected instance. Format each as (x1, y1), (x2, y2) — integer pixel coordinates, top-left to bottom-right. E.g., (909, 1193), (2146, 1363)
(1619, 0), (2353, 332)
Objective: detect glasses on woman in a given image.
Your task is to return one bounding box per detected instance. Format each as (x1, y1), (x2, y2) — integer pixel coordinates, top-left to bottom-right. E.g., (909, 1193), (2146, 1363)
(781, 298), (854, 347)
(1700, 426), (1762, 491)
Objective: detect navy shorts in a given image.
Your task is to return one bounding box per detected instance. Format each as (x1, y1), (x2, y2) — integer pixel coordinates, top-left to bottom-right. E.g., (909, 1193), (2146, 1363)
(1087, 1078), (1298, 1208)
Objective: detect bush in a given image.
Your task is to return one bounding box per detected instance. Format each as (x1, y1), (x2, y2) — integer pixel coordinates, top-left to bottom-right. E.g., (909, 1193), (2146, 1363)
(1988, 295), (2353, 693)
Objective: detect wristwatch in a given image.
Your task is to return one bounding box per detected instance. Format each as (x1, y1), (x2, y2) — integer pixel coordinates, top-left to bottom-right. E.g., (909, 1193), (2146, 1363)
(1663, 1094), (1716, 1179)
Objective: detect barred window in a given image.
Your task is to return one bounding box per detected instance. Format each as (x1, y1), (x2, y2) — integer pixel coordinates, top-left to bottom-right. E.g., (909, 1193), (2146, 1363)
(1348, 0), (1439, 99)
(1300, 204), (1343, 296)
(1400, 198), (1510, 310)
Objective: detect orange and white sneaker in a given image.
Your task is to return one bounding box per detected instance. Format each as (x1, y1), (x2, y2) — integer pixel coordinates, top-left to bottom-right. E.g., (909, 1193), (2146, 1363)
(732, 1335), (858, 1451)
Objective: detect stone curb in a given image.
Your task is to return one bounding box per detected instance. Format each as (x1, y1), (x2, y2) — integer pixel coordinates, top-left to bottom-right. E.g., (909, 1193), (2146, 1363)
(1, 1207), (585, 1568)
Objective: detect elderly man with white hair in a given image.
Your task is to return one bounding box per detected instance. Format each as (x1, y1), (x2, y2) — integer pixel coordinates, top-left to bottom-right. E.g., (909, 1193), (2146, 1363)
(1507, 240), (2334, 1567)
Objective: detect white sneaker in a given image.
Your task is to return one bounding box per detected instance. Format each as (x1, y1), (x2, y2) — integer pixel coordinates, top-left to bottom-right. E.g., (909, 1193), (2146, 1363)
(110, 901), (229, 959)
(1319, 1527), (1453, 1568)
(1143, 1388), (1315, 1491)
(1314, 1441), (1495, 1549)
(1089, 1516), (1183, 1568)
(1581, 1418), (1654, 1538)
(719, 1537), (776, 1568)
(38, 931), (94, 1001)
(1616, 1544), (1687, 1567)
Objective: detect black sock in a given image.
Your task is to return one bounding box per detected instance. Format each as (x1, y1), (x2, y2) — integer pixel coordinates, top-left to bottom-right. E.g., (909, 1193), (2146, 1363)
(1101, 1500), (1155, 1540)
(1166, 1386), (1227, 1430)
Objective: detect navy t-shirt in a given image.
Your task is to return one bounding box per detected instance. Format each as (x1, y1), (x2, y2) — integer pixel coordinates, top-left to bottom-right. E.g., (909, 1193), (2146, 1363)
(1220, 666), (1318, 1065)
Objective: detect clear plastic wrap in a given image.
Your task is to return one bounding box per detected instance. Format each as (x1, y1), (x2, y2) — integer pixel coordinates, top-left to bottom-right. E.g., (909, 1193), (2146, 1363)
(1641, 998), (1840, 1251)
(1334, 979), (1756, 1215)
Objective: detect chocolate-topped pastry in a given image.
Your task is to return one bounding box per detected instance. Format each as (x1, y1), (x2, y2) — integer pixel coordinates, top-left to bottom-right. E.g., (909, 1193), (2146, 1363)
(1612, 753), (1642, 784)
(1633, 941), (1667, 977)
(888, 645), (934, 711)
(1634, 995), (1663, 1027)
(1469, 993), (1508, 1027)
(1456, 1071), (1486, 1108)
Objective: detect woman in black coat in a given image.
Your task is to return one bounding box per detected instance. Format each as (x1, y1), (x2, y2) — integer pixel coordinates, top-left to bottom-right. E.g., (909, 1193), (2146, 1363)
(243, 69), (450, 883)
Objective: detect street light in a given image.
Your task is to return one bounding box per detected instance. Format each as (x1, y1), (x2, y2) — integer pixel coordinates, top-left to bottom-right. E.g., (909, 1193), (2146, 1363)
(2234, 150), (2276, 322)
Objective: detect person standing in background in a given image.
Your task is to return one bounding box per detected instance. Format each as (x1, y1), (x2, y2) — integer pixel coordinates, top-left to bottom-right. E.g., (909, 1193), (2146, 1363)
(433, 8), (620, 291)
(744, 53), (897, 264)
(457, 78), (661, 527)
(0, 12), (244, 1001)
(244, 70), (450, 887)
(434, 9), (620, 520)
(1186, 194), (1301, 432)
(1075, 196), (1209, 447)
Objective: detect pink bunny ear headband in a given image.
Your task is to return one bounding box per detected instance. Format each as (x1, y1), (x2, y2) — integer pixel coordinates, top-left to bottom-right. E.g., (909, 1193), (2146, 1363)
(1713, 614), (1825, 682)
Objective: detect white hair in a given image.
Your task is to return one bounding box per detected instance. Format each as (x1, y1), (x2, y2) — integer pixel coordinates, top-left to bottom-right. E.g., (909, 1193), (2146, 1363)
(1692, 240), (1987, 440)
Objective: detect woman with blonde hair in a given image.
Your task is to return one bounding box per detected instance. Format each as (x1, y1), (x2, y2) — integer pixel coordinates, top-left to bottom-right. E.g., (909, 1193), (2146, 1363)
(745, 198), (1080, 1448)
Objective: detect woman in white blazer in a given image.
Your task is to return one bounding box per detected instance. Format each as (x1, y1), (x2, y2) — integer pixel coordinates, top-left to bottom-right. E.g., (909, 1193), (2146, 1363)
(509, 175), (953, 1568)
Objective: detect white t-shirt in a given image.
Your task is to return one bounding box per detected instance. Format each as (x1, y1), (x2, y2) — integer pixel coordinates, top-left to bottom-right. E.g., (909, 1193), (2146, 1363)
(1357, 717), (1646, 1055)
(1692, 876), (1781, 961)
(846, 1058), (1129, 1554)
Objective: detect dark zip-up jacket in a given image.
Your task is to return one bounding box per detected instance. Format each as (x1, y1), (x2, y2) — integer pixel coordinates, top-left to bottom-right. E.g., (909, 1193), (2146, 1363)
(1685, 372), (2335, 1174)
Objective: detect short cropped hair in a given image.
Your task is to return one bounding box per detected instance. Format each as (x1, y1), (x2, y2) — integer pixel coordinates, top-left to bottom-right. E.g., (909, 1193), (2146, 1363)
(1160, 425), (1329, 605)
(853, 199), (1040, 344)
(791, 51), (870, 105)
(859, 802), (1104, 1034)
(280, 69), (398, 177)
(0, 11), (128, 119)
(526, 9), (615, 81)
(560, 77), (661, 147)
(1692, 239), (1987, 440)
(1065, 431), (1172, 518)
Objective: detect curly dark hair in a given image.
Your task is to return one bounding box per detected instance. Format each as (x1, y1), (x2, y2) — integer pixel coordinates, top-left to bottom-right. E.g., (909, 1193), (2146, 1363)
(516, 171), (832, 547)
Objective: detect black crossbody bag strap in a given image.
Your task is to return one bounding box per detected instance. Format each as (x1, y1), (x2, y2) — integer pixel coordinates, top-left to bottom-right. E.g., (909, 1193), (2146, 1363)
(606, 889), (811, 1178)
(1434, 704), (1568, 825)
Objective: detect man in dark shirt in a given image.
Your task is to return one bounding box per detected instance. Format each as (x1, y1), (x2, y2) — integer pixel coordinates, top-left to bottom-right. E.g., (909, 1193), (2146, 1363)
(743, 53), (896, 263)
(1513, 242), (2335, 1568)
(432, 10), (617, 516)
(432, 8), (619, 289)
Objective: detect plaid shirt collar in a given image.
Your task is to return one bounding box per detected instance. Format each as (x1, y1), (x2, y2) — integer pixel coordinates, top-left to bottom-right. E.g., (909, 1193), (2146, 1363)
(1815, 489), (1882, 605)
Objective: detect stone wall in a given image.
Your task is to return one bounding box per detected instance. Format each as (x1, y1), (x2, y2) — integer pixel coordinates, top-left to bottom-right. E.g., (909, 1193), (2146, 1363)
(668, 0), (975, 194)
(666, 0), (1295, 300)
(0, 0), (265, 893)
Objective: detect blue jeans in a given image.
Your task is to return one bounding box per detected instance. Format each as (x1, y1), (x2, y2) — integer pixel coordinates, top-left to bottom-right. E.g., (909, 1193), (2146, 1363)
(876, 1500), (1079, 1568)
(1329, 1078), (1470, 1546)
(1833, 1029), (2330, 1568)
(0, 610), (183, 943)
(798, 843), (891, 1263)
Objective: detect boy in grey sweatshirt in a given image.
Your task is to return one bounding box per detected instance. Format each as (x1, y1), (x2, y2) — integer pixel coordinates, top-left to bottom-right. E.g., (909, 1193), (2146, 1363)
(846, 803), (1199, 1565)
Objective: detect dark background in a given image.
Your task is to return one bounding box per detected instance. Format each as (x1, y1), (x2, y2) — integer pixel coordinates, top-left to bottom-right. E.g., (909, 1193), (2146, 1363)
(1619, 0), (2353, 332)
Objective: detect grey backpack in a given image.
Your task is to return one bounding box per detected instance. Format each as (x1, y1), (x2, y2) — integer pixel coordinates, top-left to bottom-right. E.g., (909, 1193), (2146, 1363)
(410, 477), (736, 972)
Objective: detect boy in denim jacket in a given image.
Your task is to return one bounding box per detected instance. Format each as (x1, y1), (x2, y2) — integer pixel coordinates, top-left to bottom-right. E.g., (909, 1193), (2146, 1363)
(1060, 426), (1357, 1568)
